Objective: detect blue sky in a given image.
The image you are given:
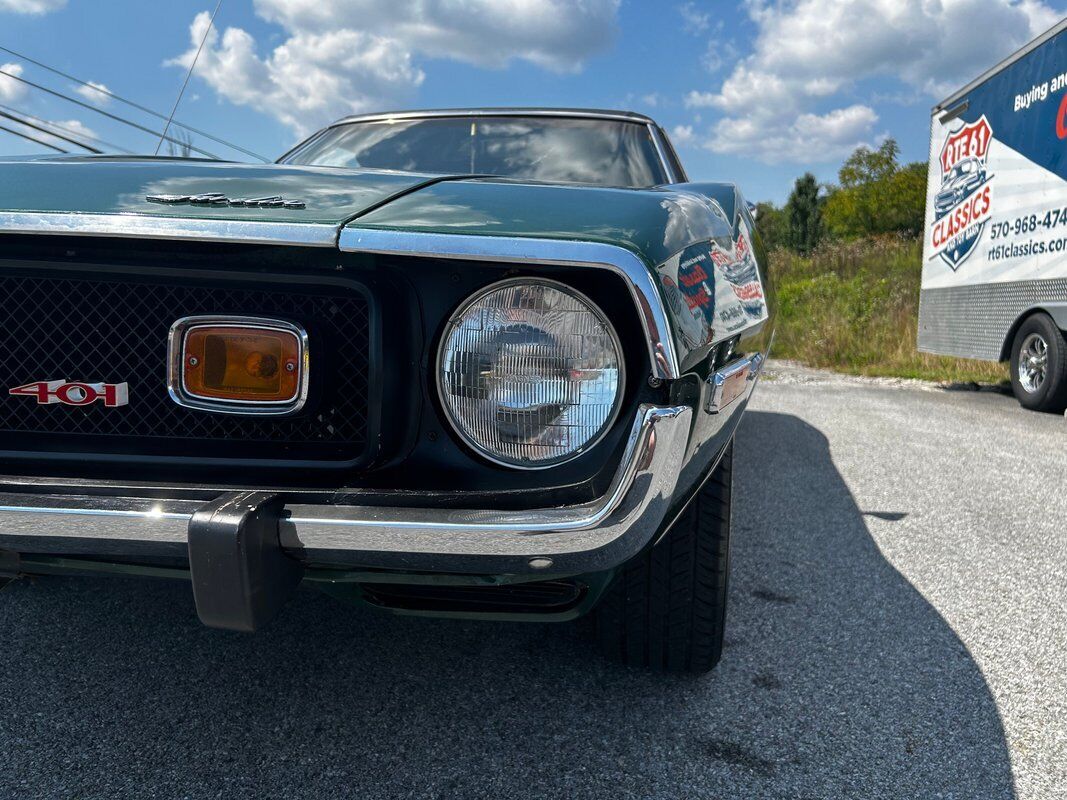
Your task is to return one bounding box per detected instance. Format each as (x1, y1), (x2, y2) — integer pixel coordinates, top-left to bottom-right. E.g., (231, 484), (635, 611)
(0, 0), (1063, 203)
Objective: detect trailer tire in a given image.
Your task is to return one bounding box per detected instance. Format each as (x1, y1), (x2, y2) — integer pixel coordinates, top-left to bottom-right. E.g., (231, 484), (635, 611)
(592, 443), (732, 674)
(1009, 312), (1067, 412)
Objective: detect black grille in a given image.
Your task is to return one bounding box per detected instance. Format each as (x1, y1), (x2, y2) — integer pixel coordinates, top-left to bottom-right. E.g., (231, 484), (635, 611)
(0, 270), (376, 465)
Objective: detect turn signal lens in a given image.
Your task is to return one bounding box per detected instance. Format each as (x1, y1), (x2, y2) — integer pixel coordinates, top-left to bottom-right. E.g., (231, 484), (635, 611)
(183, 326), (301, 403)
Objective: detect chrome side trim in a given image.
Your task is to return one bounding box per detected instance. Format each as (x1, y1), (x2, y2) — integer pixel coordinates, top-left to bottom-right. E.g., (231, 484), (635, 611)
(340, 227), (681, 380)
(166, 315), (311, 416)
(0, 211), (338, 247)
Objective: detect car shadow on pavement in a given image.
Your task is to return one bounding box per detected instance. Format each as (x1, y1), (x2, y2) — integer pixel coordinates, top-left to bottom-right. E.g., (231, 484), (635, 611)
(0, 411), (1015, 799)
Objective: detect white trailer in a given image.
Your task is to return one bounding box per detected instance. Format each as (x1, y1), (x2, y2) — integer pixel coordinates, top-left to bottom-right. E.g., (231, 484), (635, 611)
(919, 18), (1067, 410)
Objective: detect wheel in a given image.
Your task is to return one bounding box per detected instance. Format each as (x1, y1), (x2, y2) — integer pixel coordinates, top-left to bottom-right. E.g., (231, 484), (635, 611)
(1009, 313), (1067, 412)
(593, 442), (732, 673)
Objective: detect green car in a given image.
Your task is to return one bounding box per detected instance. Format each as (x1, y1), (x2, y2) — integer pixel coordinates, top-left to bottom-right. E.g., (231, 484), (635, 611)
(0, 109), (773, 673)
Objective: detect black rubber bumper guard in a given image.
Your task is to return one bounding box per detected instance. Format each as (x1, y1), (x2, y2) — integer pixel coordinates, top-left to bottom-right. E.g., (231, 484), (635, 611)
(188, 491), (303, 633)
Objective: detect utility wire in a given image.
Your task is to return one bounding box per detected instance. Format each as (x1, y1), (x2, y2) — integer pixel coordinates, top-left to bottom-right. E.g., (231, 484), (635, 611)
(0, 102), (134, 153)
(155, 0), (222, 156)
(0, 67), (222, 159)
(0, 43), (269, 162)
(0, 108), (101, 152)
(0, 121), (66, 153)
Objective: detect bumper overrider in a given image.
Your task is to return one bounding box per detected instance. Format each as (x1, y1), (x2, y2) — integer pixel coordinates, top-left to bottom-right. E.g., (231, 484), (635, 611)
(0, 404), (693, 630)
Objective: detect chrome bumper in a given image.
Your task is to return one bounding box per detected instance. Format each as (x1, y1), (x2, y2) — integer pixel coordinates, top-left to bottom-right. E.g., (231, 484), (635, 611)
(0, 404), (692, 578)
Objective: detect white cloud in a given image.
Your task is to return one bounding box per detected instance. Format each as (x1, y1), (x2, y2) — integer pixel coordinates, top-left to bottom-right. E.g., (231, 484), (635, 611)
(0, 0), (65, 13)
(678, 2), (711, 33)
(684, 0), (1061, 164)
(36, 118), (98, 150)
(0, 62), (26, 102)
(171, 0), (620, 135)
(712, 104), (879, 163)
(671, 124), (696, 145)
(0, 115), (97, 153)
(254, 0), (620, 72)
(75, 81), (111, 107)
(684, 90), (716, 108)
(701, 39), (737, 74)
(50, 119), (96, 140)
(168, 12), (424, 137)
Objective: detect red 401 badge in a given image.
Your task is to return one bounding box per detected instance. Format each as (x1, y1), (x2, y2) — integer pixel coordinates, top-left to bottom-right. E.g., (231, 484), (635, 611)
(9, 379), (129, 407)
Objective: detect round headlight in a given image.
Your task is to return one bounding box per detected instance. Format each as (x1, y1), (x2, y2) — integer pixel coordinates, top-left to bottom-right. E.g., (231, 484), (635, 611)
(437, 279), (624, 468)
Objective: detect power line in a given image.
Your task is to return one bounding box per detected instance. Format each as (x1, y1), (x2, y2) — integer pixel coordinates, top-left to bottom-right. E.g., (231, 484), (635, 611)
(0, 102), (134, 153)
(0, 121), (66, 153)
(0, 108), (101, 152)
(156, 0), (223, 156)
(0, 66), (222, 159)
(0, 43), (269, 162)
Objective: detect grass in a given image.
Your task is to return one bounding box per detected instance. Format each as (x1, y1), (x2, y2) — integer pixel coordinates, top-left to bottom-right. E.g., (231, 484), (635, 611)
(770, 236), (1008, 384)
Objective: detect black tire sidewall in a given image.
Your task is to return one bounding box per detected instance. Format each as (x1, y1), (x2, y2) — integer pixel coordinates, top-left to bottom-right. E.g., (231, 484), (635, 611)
(592, 443), (733, 673)
(1010, 313), (1067, 412)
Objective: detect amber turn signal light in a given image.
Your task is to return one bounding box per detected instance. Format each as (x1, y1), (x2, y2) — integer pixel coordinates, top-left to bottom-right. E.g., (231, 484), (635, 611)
(168, 316), (309, 415)
(183, 326), (301, 402)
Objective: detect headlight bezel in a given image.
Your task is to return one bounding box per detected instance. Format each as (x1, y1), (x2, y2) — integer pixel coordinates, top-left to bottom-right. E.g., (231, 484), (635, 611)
(434, 276), (627, 470)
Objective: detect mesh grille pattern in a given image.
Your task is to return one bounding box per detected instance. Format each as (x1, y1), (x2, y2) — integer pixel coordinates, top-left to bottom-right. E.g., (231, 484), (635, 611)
(0, 271), (372, 462)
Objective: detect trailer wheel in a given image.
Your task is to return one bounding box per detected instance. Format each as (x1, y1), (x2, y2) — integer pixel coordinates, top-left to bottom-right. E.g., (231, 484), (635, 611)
(1009, 313), (1067, 412)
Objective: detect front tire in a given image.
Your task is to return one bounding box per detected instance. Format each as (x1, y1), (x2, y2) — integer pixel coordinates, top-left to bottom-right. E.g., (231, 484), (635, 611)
(1009, 313), (1067, 412)
(593, 443), (732, 673)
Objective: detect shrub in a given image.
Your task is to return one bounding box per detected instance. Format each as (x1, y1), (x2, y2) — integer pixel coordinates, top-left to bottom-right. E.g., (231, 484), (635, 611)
(770, 236), (1007, 383)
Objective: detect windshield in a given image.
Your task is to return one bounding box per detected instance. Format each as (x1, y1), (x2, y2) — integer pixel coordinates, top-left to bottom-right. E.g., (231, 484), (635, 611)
(281, 116), (669, 188)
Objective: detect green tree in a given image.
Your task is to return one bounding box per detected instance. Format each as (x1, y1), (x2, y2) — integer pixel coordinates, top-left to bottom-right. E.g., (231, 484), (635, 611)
(883, 161), (928, 237)
(839, 138), (899, 188)
(823, 138), (928, 239)
(753, 201), (788, 250)
(785, 173), (823, 254)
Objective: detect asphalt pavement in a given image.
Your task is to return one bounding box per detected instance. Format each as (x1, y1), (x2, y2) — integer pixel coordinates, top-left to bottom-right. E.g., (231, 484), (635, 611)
(1, 363), (1065, 799)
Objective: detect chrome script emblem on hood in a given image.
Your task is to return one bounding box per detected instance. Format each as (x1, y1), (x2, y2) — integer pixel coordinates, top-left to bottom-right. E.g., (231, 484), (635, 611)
(146, 193), (306, 209)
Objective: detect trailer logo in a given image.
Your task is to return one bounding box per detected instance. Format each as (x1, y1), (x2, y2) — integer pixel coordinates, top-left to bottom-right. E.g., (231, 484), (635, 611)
(929, 115), (995, 270)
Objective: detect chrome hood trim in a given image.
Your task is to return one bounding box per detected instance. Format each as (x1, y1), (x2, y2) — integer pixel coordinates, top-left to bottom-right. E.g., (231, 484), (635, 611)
(0, 211), (338, 247)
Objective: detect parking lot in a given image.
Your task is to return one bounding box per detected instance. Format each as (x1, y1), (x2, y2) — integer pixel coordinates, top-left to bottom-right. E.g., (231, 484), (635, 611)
(1, 364), (1064, 799)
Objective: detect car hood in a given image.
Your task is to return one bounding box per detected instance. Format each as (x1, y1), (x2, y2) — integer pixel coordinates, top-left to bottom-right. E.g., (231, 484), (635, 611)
(0, 156), (446, 226)
(0, 156), (741, 268)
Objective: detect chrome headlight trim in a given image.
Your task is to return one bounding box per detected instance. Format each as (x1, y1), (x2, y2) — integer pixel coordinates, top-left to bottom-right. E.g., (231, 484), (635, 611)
(339, 227), (680, 381)
(435, 277), (626, 470)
